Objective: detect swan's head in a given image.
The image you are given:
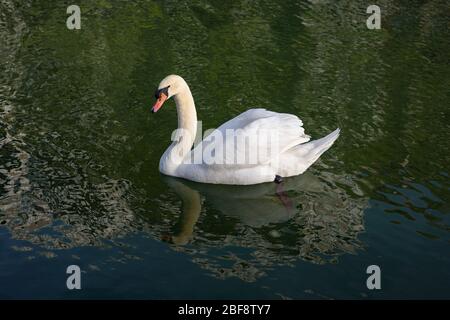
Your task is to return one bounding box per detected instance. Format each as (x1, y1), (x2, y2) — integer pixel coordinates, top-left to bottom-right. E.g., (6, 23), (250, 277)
(152, 74), (186, 113)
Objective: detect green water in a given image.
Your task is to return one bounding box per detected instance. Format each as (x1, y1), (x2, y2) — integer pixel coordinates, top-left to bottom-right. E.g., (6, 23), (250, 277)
(0, 0), (449, 299)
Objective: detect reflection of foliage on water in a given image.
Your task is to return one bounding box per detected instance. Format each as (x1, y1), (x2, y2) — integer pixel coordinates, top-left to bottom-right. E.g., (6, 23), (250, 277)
(1, 0), (33, 238)
(0, 0), (162, 249)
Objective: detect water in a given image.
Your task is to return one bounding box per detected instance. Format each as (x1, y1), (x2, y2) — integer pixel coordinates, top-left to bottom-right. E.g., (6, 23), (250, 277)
(0, 0), (449, 299)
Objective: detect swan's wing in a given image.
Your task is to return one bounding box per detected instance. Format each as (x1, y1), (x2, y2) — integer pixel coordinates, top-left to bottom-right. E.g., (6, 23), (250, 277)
(192, 108), (310, 166)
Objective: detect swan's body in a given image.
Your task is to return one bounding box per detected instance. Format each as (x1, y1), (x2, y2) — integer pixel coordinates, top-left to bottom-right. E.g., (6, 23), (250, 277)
(152, 75), (340, 185)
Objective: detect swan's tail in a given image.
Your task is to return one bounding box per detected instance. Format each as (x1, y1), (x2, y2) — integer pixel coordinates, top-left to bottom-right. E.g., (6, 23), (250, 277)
(288, 128), (340, 174)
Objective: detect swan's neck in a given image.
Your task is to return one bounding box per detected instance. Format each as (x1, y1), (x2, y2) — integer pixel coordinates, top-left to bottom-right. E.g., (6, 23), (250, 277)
(160, 85), (197, 173)
(174, 87), (197, 145)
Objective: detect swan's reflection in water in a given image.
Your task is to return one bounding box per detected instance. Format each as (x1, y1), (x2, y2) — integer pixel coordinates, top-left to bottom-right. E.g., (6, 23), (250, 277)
(161, 172), (366, 280)
(163, 176), (299, 245)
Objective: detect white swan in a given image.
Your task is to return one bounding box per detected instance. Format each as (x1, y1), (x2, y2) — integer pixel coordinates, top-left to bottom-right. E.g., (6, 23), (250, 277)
(152, 75), (340, 185)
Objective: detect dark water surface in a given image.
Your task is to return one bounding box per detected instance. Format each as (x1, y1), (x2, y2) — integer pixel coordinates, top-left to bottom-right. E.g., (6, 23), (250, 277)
(0, 0), (449, 299)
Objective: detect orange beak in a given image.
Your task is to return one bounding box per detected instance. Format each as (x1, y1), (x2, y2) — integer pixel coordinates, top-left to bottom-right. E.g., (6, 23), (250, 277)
(152, 93), (168, 113)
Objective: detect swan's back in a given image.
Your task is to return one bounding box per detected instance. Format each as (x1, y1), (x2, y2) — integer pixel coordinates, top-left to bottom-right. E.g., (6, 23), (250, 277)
(192, 108), (311, 165)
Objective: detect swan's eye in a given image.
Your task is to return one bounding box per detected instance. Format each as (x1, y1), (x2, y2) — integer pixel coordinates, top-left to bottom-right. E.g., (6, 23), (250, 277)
(155, 86), (170, 99)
